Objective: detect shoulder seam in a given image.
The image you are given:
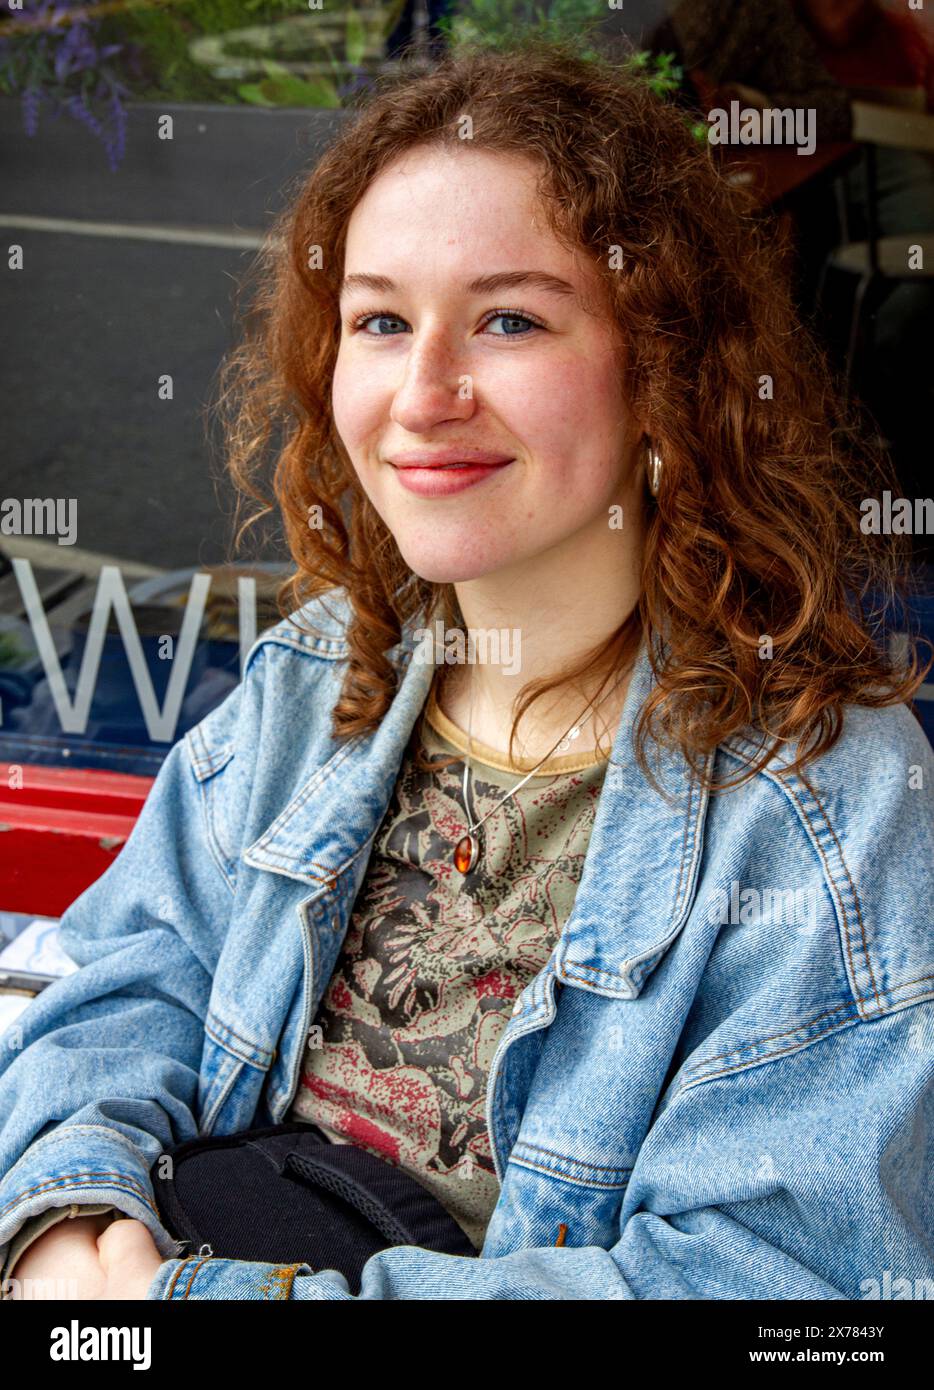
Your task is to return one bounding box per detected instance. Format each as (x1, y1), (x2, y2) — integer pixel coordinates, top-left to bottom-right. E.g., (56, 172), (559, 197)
(720, 739), (880, 1017)
(718, 739), (921, 1023)
(245, 625), (350, 670)
(242, 589), (360, 671)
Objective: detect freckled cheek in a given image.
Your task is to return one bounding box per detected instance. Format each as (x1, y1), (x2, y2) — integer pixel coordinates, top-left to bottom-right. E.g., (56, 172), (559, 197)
(506, 362), (619, 448)
(505, 361), (617, 436)
(331, 355), (385, 453)
(506, 366), (627, 506)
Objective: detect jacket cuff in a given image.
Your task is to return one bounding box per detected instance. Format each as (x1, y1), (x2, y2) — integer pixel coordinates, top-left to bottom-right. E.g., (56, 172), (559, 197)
(0, 1123), (183, 1277)
(1, 1203), (118, 1285)
(147, 1257), (335, 1301)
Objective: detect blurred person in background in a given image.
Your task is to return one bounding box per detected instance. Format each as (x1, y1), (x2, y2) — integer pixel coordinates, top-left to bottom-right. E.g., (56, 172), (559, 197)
(670, 0), (934, 549)
(795, 0), (934, 539)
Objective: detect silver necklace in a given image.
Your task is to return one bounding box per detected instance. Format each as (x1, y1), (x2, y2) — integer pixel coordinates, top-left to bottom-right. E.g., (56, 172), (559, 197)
(452, 678), (619, 877)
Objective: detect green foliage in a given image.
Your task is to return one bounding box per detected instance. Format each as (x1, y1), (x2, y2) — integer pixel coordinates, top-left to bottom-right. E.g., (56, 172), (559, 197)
(438, 0), (608, 61)
(439, 1), (688, 101)
(345, 8), (369, 69)
(235, 2), (407, 108)
(99, 0), (407, 106)
(237, 58), (341, 107)
(438, 0), (704, 137)
(622, 46), (684, 101)
(169, 0), (307, 37)
(88, 0), (704, 118)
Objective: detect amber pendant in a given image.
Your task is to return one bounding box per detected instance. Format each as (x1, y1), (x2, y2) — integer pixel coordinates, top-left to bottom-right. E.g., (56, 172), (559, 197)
(453, 831), (479, 875)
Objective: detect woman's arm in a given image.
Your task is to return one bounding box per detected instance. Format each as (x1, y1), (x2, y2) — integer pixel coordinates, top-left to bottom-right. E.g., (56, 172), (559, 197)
(5, 1212), (114, 1299)
(144, 988), (934, 1300)
(0, 673), (253, 1279)
(2, 1204), (117, 1287)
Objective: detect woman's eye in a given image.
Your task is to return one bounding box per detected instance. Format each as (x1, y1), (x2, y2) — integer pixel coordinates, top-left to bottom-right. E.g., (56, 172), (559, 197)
(481, 312), (542, 336)
(349, 309), (544, 337)
(355, 314), (409, 335)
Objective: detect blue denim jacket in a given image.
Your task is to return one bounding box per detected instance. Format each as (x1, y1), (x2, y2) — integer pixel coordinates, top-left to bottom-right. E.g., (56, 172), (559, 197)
(2, 588), (933, 1301)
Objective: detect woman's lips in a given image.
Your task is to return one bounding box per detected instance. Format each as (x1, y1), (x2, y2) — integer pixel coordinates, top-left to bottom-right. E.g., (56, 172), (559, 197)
(390, 460), (514, 497)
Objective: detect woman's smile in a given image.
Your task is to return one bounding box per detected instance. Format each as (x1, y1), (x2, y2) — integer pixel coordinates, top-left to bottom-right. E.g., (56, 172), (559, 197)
(389, 459), (516, 497)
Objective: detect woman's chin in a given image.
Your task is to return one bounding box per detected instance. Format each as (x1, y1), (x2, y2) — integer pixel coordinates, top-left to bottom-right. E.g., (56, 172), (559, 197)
(407, 562), (497, 585)
(401, 551), (511, 586)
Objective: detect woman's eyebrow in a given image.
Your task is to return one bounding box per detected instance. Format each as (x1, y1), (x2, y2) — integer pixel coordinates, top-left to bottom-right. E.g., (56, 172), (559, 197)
(339, 270), (577, 299)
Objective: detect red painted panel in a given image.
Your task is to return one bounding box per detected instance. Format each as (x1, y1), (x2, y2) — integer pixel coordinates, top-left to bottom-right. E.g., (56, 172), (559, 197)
(0, 763), (153, 916)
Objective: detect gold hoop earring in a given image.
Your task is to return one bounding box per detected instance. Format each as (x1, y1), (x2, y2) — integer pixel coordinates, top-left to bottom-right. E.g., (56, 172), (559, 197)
(645, 440), (663, 497)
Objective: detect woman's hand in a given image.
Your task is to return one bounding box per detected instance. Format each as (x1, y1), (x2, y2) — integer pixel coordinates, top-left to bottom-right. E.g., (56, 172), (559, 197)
(10, 1213), (164, 1300)
(96, 1218), (165, 1299)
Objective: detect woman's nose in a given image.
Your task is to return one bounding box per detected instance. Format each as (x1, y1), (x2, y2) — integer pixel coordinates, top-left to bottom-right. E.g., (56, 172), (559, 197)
(389, 333), (477, 433)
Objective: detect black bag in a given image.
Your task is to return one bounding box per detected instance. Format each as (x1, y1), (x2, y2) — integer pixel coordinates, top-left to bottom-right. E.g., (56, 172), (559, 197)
(150, 1121), (478, 1295)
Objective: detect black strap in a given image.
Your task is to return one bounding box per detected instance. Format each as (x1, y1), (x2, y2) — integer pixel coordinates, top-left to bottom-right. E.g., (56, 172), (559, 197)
(283, 1151), (414, 1247)
(152, 1121), (478, 1264)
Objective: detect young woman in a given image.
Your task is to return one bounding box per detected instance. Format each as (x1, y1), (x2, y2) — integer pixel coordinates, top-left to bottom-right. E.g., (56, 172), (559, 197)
(2, 40), (933, 1302)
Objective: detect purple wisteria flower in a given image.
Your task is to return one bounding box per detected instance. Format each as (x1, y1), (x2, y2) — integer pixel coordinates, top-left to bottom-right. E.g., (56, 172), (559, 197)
(0, 0), (139, 170)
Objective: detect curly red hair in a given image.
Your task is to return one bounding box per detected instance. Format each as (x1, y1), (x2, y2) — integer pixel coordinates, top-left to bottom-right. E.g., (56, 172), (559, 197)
(213, 37), (929, 792)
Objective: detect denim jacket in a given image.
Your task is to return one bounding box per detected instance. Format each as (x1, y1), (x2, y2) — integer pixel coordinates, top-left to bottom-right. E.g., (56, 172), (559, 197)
(1, 587), (933, 1301)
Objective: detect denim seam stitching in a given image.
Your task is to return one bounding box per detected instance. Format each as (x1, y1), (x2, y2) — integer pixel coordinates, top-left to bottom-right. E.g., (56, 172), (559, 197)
(886, 973), (934, 997)
(496, 1029), (512, 1186)
(0, 1123), (154, 1171)
(199, 1053), (245, 1136)
(678, 983), (934, 1093)
(671, 1012), (864, 1097)
(494, 1016), (542, 1183)
(720, 740), (880, 1016)
(182, 1255), (213, 1298)
(513, 1140), (631, 1173)
(561, 764), (708, 991)
(885, 984), (934, 1007)
(0, 1174), (158, 1223)
(259, 1265), (302, 1299)
(511, 1139), (632, 1180)
(198, 774), (237, 893)
(248, 735), (365, 864)
(185, 728), (236, 784)
(672, 774), (696, 919)
(256, 633), (348, 662)
(683, 999), (857, 1074)
(205, 1012), (274, 1067)
(632, 773), (696, 992)
(188, 746), (234, 780)
(166, 1257), (193, 1299)
(506, 1155), (630, 1190)
(778, 772), (881, 1014)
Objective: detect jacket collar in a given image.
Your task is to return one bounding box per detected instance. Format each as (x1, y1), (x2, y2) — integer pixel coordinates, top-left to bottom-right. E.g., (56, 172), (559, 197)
(243, 615), (713, 1000)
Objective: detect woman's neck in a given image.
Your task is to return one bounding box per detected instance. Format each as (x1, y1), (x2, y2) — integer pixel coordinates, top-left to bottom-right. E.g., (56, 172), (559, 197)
(433, 518), (643, 763)
(434, 660), (634, 766)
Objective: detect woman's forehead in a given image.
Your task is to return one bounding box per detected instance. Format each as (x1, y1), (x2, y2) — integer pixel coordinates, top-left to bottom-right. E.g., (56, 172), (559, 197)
(342, 147), (589, 288)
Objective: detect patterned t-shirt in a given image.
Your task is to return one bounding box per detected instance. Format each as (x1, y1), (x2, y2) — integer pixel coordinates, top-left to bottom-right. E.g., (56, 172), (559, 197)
(287, 682), (609, 1250)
